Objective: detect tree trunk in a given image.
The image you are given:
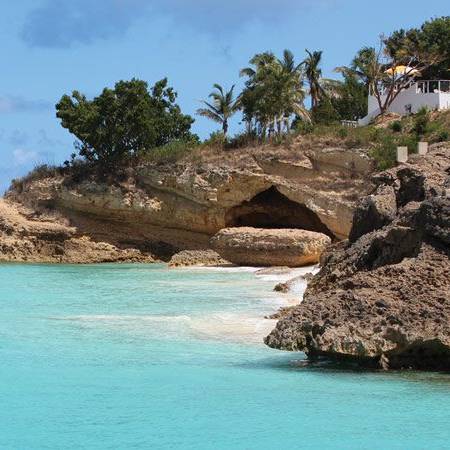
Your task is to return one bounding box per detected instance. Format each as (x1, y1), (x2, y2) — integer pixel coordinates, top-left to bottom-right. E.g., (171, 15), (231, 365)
(223, 120), (228, 137)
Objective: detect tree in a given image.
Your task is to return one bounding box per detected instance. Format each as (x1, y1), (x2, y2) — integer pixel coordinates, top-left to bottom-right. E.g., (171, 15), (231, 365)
(302, 49), (342, 123)
(385, 16), (450, 79)
(56, 78), (195, 169)
(302, 50), (325, 110)
(240, 50), (309, 137)
(196, 84), (239, 136)
(331, 73), (368, 121)
(336, 29), (442, 116)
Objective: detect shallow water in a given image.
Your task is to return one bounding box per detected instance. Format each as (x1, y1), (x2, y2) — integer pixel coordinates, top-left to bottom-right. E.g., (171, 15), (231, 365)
(0, 263), (449, 449)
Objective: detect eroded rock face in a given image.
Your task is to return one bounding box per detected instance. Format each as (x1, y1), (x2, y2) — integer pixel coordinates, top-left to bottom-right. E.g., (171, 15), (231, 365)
(211, 227), (331, 267)
(6, 146), (374, 253)
(265, 146), (450, 371)
(0, 199), (156, 263)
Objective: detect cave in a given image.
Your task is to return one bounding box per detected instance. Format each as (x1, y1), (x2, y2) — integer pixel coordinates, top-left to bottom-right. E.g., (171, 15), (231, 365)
(225, 186), (334, 237)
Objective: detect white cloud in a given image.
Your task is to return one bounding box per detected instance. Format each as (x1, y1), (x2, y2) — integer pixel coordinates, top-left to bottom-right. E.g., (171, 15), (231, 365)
(21, 0), (340, 48)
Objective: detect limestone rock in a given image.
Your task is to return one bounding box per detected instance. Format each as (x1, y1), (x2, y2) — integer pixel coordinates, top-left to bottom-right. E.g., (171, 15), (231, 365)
(6, 145), (377, 256)
(349, 185), (397, 243)
(211, 227), (331, 267)
(265, 145), (450, 371)
(168, 249), (229, 267)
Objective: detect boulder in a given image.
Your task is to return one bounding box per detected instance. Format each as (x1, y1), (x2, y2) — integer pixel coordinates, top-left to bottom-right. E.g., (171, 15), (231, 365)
(168, 249), (229, 267)
(210, 227), (331, 267)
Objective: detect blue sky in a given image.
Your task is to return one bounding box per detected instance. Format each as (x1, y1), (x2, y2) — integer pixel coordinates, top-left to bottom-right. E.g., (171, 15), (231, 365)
(0, 0), (448, 191)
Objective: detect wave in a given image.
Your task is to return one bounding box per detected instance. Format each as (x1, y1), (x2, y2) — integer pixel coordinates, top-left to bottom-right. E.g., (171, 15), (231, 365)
(50, 312), (276, 345)
(47, 265), (316, 345)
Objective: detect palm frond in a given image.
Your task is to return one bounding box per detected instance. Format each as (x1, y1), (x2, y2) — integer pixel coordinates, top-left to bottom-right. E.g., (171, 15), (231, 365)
(196, 108), (223, 123)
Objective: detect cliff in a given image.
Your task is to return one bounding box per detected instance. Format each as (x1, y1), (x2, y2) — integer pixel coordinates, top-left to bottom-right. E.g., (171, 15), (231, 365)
(265, 143), (450, 371)
(2, 143), (374, 263)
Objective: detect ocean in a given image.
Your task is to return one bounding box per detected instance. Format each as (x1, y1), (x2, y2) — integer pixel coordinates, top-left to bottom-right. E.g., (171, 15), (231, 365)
(0, 263), (449, 449)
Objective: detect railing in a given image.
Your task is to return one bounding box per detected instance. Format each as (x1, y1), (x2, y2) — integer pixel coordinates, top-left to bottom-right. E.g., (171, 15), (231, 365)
(416, 80), (450, 94)
(341, 120), (358, 128)
(370, 80), (450, 96)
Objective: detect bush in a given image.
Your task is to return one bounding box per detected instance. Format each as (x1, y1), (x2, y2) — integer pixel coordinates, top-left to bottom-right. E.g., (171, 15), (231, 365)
(344, 126), (381, 148)
(8, 164), (61, 194)
(438, 130), (449, 142)
(398, 135), (419, 154)
(413, 107), (430, 136)
(226, 131), (258, 149)
(390, 121), (402, 132)
(56, 78), (196, 171)
(312, 98), (340, 125)
(337, 127), (349, 138)
(139, 140), (197, 165)
(203, 131), (227, 148)
(369, 135), (397, 171)
(293, 120), (314, 135)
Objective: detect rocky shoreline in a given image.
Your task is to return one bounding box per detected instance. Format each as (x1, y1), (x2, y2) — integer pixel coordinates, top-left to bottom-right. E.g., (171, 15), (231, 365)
(1, 142), (449, 371)
(265, 144), (450, 371)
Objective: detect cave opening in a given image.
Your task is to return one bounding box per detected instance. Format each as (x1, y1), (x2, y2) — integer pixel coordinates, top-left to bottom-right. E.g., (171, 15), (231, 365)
(225, 186), (334, 238)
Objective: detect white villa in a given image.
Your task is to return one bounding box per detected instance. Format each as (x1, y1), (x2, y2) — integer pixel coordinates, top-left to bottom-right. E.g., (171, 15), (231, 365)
(359, 78), (450, 126)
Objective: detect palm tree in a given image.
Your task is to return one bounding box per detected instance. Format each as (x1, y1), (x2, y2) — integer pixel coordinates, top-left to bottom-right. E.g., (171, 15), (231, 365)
(240, 50), (310, 136)
(302, 49), (326, 109)
(334, 47), (381, 93)
(196, 84), (239, 136)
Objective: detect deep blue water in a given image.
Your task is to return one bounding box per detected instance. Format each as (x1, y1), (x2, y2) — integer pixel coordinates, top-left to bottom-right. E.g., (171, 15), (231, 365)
(0, 263), (449, 450)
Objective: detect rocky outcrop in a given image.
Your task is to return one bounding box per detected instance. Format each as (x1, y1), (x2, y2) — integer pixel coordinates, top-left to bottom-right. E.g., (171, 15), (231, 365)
(6, 144), (373, 253)
(168, 250), (229, 267)
(0, 199), (156, 263)
(211, 227), (331, 267)
(265, 145), (450, 371)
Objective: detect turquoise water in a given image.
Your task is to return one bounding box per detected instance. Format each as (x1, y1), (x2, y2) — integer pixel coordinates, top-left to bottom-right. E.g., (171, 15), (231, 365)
(1, 263), (449, 450)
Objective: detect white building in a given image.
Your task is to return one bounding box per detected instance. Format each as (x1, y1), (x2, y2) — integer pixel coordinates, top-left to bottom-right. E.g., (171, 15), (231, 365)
(359, 79), (450, 126)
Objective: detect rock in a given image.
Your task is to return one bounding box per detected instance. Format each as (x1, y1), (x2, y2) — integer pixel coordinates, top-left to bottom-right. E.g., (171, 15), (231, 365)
(273, 275), (306, 293)
(349, 185), (397, 243)
(265, 145), (450, 371)
(6, 145), (377, 254)
(168, 249), (229, 267)
(0, 199), (156, 264)
(255, 266), (292, 275)
(210, 227), (331, 267)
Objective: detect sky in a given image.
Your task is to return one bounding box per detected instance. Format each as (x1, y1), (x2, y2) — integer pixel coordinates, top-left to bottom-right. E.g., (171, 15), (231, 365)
(0, 0), (448, 191)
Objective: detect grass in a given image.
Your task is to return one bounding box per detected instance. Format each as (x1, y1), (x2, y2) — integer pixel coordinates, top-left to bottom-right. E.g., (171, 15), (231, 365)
(10, 111), (449, 192)
(9, 164), (62, 194)
(137, 140), (199, 165)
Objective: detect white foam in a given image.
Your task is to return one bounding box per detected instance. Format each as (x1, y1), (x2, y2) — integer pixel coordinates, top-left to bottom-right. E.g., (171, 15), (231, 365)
(49, 265), (317, 345)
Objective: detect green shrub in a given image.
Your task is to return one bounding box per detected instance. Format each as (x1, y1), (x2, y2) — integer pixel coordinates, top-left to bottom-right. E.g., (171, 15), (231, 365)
(390, 121), (402, 132)
(140, 140), (196, 164)
(437, 130), (449, 142)
(398, 135), (419, 154)
(338, 127), (349, 138)
(56, 78), (196, 171)
(226, 131), (258, 149)
(203, 131), (226, 148)
(413, 107), (430, 136)
(344, 126), (380, 148)
(293, 120), (314, 135)
(369, 135), (397, 170)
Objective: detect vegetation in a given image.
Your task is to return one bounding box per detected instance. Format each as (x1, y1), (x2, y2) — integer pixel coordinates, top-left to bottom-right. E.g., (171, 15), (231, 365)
(49, 16), (448, 177)
(10, 164), (62, 193)
(239, 50), (310, 137)
(196, 84), (239, 137)
(56, 78), (196, 171)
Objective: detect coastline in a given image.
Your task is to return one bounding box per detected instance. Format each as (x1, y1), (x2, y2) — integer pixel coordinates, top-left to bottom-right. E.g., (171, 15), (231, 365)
(169, 263), (318, 344)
